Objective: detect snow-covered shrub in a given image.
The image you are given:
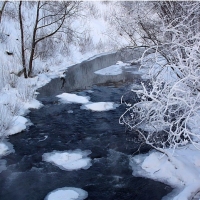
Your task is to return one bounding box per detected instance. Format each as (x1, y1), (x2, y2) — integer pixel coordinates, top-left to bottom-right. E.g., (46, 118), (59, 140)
(0, 65), (19, 90)
(79, 32), (94, 54)
(0, 104), (14, 138)
(16, 78), (36, 102)
(0, 26), (8, 44)
(3, 100), (22, 116)
(120, 2), (200, 150)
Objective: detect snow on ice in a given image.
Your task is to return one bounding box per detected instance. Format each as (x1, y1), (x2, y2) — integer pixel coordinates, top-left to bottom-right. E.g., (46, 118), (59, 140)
(44, 187), (88, 200)
(80, 102), (119, 112)
(94, 61), (129, 75)
(42, 149), (92, 171)
(130, 145), (200, 200)
(23, 99), (43, 110)
(57, 93), (90, 104)
(0, 141), (14, 157)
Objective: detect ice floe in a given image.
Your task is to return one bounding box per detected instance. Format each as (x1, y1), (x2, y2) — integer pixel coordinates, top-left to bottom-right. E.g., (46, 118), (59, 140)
(80, 102), (119, 112)
(56, 93), (90, 104)
(44, 187), (88, 200)
(42, 149), (92, 171)
(0, 141), (14, 157)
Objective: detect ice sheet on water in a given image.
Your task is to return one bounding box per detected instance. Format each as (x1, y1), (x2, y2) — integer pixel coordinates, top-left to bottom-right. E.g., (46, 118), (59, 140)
(44, 187), (88, 200)
(56, 93), (90, 104)
(94, 61), (129, 75)
(42, 149), (92, 171)
(80, 102), (119, 112)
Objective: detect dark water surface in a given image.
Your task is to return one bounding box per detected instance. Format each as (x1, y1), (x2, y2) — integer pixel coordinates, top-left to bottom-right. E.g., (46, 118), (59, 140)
(0, 49), (172, 200)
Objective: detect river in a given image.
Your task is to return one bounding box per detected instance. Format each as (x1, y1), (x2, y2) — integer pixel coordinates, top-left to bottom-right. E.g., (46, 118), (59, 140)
(0, 48), (172, 200)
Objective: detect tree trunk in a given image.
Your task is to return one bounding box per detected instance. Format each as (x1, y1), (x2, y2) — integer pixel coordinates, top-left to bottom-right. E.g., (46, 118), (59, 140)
(19, 1), (27, 78)
(28, 1), (40, 77)
(0, 1), (7, 23)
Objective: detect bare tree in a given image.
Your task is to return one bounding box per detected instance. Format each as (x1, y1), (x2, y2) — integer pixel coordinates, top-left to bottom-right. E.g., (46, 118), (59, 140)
(120, 2), (200, 150)
(0, 1), (8, 23)
(18, 1), (81, 77)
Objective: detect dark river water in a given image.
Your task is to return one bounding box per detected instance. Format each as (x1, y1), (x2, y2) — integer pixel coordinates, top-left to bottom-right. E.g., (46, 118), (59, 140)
(0, 48), (172, 200)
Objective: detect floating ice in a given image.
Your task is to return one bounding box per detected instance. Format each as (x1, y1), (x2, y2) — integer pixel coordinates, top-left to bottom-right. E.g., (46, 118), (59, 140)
(94, 61), (128, 75)
(56, 93), (90, 104)
(44, 187), (88, 200)
(67, 110), (74, 114)
(80, 102), (119, 112)
(0, 141), (14, 157)
(42, 149), (92, 171)
(86, 90), (94, 93)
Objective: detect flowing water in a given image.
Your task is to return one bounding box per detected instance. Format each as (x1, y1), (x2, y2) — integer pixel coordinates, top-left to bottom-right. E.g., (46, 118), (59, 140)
(0, 48), (172, 200)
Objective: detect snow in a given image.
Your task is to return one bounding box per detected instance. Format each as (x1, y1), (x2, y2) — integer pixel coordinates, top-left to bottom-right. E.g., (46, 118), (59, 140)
(80, 102), (119, 112)
(24, 99), (43, 110)
(57, 93), (90, 104)
(6, 116), (28, 135)
(94, 61), (129, 75)
(130, 145), (200, 200)
(0, 141), (14, 157)
(42, 149), (92, 171)
(44, 187), (88, 200)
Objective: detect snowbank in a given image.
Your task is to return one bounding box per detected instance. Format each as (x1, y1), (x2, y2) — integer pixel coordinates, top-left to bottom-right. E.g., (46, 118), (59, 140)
(42, 149), (92, 171)
(6, 116), (28, 136)
(44, 187), (88, 200)
(24, 99), (43, 110)
(94, 61), (128, 75)
(130, 145), (200, 200)
(57, 93), (90, 104)
(80, 102), (119, 112)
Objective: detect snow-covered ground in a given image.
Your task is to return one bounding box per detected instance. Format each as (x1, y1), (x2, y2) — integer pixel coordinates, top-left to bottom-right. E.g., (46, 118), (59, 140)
(45, 187), (88, 200)
(42, 150), (92, 171)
